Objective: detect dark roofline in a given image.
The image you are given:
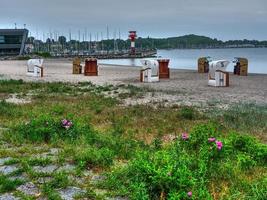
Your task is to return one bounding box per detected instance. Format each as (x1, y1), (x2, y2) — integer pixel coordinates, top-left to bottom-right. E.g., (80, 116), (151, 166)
(0, 29), (29, 35)
(0, 29), (28, 31)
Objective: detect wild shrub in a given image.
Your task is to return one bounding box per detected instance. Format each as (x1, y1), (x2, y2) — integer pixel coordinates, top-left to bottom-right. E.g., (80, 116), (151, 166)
(42, 183), (62, 200)
(227, 133), (267, 165)
(87, 98), (105, 114)
(34, 52), (51, 58)
(0, 79), (40, 93)
(84, 130), (147, 160)
(49, 172), (69, 189)
(0, 100), (21, 117)
(0, 175), (24, 193)
(110, 112), (129, 137)
(45, 82), (74, 93)
(17, 56), (31, 60)
(178, 107), (197, 120)
(25, 157), (52, 166)
(234, 176), (267, 200)
(51, 104), (65, 115)
(74, 147), (114, 169)
(11, 114), (93, 143)
(0, 79), (24, 85)
(118, 84), (150, 99)
(103, 124), (267, 199)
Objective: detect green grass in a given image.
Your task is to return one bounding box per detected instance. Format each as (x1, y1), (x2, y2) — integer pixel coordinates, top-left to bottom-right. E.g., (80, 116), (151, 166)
(0, 100), (22, 117)
(74, 147), (114, 169)
(222, 103), (267, 132)
(178, 107), (201, 120)
(0, 175), (24, 193)
(0, 79), (266, 199)
(25, 158), (53, 167)
(117, 84), (153, 99)
(3, 158), (20, 165)
(207, 102), (267, 141)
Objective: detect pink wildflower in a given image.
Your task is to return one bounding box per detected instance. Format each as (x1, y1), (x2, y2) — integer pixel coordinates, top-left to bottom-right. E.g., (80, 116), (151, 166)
(61, 119), (73, 129)
(208, 137), (216, 142)
(61, 119), (67, 125)
(216, 140), (223, 150)
(182, 132), (189, 140)
(187, 191), (192, 197)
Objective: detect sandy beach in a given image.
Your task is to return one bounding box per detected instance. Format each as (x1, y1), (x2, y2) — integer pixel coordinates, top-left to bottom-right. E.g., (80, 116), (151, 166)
(0, 59), (266, 107)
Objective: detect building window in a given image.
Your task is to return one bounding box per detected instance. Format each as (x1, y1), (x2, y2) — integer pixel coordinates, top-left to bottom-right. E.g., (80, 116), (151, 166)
(0, 36), (4, 43)
(4, 35), (23, 44)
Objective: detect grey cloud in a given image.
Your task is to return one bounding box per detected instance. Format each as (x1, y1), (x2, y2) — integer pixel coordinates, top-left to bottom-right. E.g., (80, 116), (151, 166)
(0, 0), (267, 40)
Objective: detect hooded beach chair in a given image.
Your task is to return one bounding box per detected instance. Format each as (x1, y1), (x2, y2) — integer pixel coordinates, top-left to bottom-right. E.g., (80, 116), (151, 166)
(233, 57), (248, 76)
(198, 57), (211, 73)
(208, 60), (230, 87)
(26, 59), (44, 77)
(84, 58), (98, 76)
(140, 59), (159, 83)
(73, 57), (82, 74)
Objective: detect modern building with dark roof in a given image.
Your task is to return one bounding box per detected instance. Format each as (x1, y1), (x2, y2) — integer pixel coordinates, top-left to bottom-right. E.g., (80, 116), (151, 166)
(0, 29), (29, 56)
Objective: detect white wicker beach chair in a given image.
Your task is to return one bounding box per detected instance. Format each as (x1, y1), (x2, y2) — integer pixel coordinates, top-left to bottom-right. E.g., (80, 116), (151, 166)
(208, 60), (230, 87)
(26, 59), (44, 77)
(140, 59), (159, 83)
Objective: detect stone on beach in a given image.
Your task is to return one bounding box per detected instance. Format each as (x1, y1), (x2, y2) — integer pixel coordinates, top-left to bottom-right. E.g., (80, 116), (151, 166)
(17, 182), (40, 196)
(0, 157), (13, 165)
(0, 165), (19, 175)
(0, 194), (19, 200)
(32, 165), (58, 174)
(58, 186), (85, 200)
(57, 164), (76, 172)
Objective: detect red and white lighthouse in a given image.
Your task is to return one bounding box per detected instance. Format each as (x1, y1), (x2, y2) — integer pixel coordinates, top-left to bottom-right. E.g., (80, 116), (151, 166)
(129, 31), (137, 55)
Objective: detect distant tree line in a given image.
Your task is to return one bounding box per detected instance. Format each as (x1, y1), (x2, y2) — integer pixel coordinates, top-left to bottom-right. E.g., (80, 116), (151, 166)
(26, 34), (267, 53)
(134, 35), (267, 49)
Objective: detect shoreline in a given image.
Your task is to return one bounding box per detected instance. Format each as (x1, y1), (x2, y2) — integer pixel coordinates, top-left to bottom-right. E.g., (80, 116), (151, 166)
(0, 59), (266, 107)
(99, 63), (267, 75)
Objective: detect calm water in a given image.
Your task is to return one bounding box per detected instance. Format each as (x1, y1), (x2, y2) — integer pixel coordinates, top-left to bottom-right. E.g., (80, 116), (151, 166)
(99, 48), (267, 74)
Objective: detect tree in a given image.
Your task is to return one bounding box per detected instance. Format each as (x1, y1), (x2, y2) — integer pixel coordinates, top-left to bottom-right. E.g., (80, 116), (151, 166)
(46, 38), (52, 52)
(58, 36), (67, 50)
(27, 36), (35, 44)
(46, 38), (52, 44)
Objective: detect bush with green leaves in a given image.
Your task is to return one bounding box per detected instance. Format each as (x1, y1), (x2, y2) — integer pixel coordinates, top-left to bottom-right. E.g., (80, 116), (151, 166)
(34, 52), (52, 58)
(178, 107), (197, 120)
(38, 172), (69, 199)
(0, 100), (22, 117)
(0, 79), (41, 93)
(11, 114), (93, 143)
(103, 124), (267, 199)
(74, 147), (114, 169)
(48, 172), (70, 189)
(0, 175), (24, 193)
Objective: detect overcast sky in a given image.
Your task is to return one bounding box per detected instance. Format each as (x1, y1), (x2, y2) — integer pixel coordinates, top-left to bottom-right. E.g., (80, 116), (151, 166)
(1, 0), (267, 41)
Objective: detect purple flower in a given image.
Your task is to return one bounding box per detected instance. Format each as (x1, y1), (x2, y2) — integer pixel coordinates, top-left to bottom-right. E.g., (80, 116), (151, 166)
(182, 132), (189, 140)
(61, 119), (73, 129)
(61, 119), (68, 125)
(187, 191), (192, 197)
(208, 137), (216, 142)
(216, 140), (223, 150)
